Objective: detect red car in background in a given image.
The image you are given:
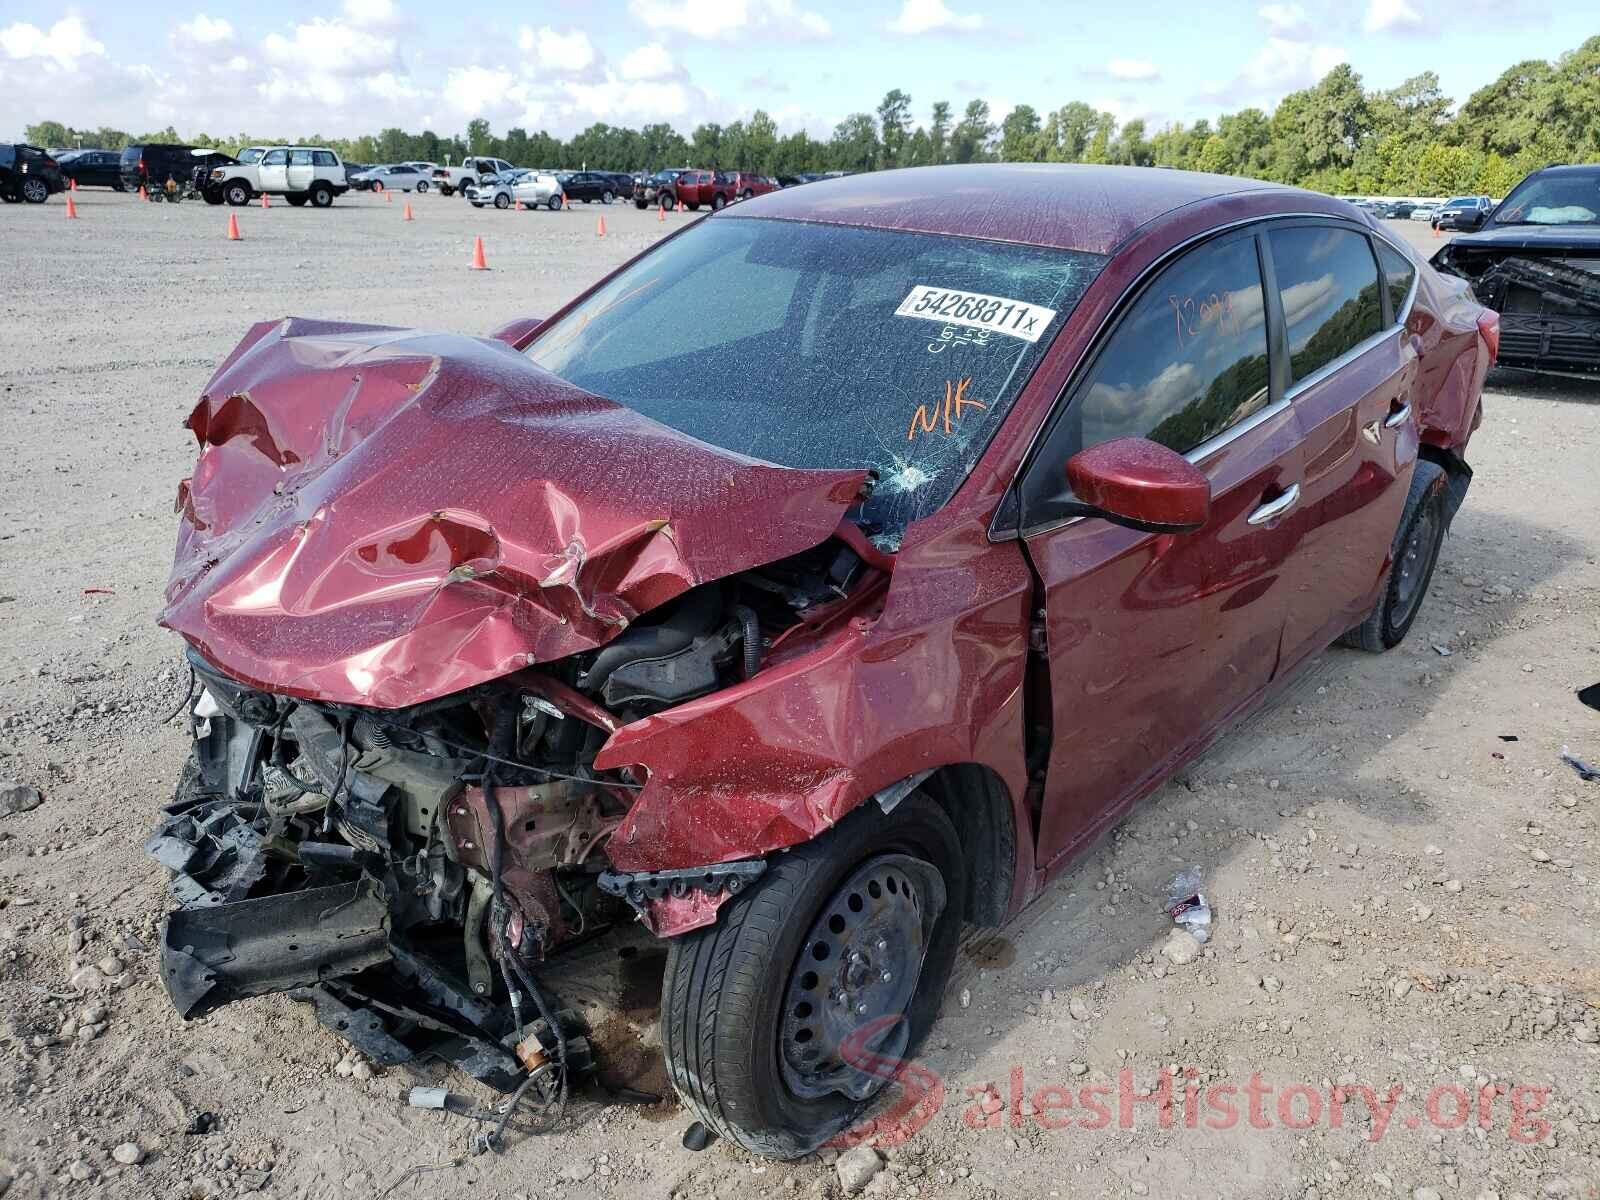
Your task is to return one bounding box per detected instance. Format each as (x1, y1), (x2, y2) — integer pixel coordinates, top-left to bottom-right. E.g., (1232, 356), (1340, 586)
(672, 168), (737, 210)
(150, 164), (1495, 1160)
(731, 171), (778, 201)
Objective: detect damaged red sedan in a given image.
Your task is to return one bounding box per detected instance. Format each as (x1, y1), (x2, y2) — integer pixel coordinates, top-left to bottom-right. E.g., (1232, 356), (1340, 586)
(150, 164), (1495, 1156)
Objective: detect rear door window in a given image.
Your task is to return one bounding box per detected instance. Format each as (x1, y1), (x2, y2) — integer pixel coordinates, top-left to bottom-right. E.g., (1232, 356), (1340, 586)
(1266, 226), (1383, 382)
(312, 150), (337, 167)
(289, 149), (313, 166)
(1056, 233), (1271, 459)
(1374, 241), (1416, 321)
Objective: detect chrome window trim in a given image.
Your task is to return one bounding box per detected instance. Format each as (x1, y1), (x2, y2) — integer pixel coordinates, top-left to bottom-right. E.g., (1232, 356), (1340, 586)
(997, 209), (1411, 543)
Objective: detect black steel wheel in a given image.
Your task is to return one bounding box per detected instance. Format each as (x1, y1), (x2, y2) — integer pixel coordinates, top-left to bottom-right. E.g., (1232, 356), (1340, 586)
(1340, 460), (1449, 652)
(661, 791), (964, 1158)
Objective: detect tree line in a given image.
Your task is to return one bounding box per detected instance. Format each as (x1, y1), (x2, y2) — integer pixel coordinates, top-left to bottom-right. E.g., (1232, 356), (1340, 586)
(26, 35), (1599, 199)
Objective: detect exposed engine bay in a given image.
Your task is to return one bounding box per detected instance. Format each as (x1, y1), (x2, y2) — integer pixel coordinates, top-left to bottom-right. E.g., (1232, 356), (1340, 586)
(147, 537), (870, 1099)
(1432, 242), (1600, 376)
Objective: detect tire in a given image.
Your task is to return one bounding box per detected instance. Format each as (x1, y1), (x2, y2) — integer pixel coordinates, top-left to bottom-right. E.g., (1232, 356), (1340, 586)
(635, 199), (647, 209)
(416, 180), (429, 193)
(1339, 461), (1449, 653)
(687, 202), (699, 212)
(309, 184), (333, 208)
(741, 189), (753, 200)
(712, 193), (727, 211)
(440, 184), (454, 197)
(661, 792), (965, 1158)
(286, 193), (308, 207)
(21, 177), (49, 204)
(203, 187), (224, 205)
(602, 190), (613, 204)
(494, 192), (510, 209)
(224, 181), (251, 206)
(370, 180), (383, 193)
(113, 180), (126, 193)
(547, 194), (562, 211)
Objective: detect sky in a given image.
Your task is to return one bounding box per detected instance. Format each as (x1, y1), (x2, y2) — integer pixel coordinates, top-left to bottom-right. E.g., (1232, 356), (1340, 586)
(0, 0), (1586, 145)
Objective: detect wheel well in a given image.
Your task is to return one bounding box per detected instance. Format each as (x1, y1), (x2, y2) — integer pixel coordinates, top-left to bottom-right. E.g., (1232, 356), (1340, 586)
(916, 764), (1015, 928)
(1416, 444), (1472, 527)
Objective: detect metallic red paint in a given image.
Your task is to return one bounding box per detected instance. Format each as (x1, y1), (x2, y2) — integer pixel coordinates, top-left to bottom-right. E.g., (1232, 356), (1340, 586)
(1064, 437), (1212, 531)
(164, 168), (1491, 938)
(160, 317), (866, 708)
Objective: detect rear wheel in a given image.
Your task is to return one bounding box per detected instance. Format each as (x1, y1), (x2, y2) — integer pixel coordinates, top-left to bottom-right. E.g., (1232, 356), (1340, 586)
(546, 194), (562, 211)
(741, 188), (754, 200)
(659, 193), (674, 211)
(309, 183), (333, 208)
(712, 193), (727, 211)
(602, 190), (613, 204)
(661, 792), (964, 1158)
(1340, 461), (1449, 653)
(285, 193), (308, 207)
(20, 177), (49, 204)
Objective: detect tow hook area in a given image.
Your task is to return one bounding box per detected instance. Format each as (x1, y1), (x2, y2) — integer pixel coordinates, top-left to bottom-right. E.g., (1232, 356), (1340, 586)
(597, 860), (768, 920)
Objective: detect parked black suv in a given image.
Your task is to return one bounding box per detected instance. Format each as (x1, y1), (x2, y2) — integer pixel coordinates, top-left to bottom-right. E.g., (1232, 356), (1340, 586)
(1, 144), (66, 203)
(120, 144), (231, 202)
(58, 149), (125, 190)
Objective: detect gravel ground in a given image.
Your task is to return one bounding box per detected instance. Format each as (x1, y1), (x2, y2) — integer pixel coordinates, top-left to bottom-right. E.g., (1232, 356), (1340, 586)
(1, 195), (1597, 1200)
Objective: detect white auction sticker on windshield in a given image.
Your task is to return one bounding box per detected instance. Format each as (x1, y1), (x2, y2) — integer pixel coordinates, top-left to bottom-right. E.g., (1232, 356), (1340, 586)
(895, 286), (1058, 343)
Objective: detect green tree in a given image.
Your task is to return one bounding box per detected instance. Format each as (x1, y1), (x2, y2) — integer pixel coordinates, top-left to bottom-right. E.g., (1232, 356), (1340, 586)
(928, 101), (952, 164)
(949, 100), (994, 163)
(999, 104), (1042, 161)
(466, 118), (491, 155)
(829, 113), (880, 172)
(877, 89), (913, 168)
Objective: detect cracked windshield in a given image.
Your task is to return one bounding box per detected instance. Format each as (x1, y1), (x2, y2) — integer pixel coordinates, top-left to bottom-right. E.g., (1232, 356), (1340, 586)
(526, 216), (1104, 542)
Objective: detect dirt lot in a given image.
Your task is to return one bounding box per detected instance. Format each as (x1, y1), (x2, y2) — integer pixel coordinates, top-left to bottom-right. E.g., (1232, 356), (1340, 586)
(1, 193), (1597, 1200)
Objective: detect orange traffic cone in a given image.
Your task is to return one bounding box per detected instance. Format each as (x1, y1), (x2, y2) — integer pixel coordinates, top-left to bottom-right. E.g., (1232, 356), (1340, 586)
(69, 177), (78, 192)
(596, 215), (606, 237)
(260, 193), (270, 209)
(138, 184), (148, 201)
(385, 189), (392, 203)
(677, 198), (684, 213)
(403, 202), (413, 221)
(658, 204), (665, 223)
(562, 193), (570, 210)
(65, 193), (78, 219)
(227, 213), (242, 241)
(470, 236), (488, 270)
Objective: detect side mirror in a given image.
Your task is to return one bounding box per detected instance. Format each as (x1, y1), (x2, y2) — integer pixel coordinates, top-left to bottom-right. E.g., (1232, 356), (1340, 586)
(1064, 437), (1211, 534)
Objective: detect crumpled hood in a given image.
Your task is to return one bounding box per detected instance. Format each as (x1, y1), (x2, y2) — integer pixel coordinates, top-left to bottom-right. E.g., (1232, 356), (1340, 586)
(1439, 224), (1600, 254)
(160, 317), (866, 708)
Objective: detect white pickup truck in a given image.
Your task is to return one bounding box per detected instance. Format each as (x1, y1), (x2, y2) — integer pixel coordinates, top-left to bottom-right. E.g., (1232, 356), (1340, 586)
(431, 156), (516, 197)
(211, 146), (350, 207)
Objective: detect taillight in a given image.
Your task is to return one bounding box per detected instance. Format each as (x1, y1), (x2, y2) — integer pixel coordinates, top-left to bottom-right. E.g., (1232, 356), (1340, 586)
(1477, 309), (1500, 366)
(138, 157), (145, 175)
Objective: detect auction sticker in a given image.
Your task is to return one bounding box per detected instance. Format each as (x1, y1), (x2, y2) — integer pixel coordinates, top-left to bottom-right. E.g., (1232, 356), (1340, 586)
(895, 286), (1058, 343)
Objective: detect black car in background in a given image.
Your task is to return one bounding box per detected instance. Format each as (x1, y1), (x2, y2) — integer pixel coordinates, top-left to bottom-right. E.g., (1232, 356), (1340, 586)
(631, 168), (687, 208)
(0, 144), (66, 203)
(1432, 195), (1494, 231)
(557, 170), (622, 203)
(58, 149), (125, 190)
(1432, 163), (1600, 376)
(120, 144), (233, 201)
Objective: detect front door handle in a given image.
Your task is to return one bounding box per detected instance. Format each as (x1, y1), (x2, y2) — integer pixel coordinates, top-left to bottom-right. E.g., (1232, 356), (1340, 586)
(1384, 400), (1412, 429)
(1247, 483), (1301, 526)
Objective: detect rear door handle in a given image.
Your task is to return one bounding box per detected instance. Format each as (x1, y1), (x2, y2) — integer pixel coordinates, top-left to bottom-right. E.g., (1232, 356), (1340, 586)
(1384, 400), (1412, 429)
(1247, 483), (1300, 526)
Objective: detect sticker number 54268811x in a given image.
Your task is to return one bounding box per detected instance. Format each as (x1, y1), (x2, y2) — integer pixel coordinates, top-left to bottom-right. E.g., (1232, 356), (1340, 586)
(895, 286), (1059, 344)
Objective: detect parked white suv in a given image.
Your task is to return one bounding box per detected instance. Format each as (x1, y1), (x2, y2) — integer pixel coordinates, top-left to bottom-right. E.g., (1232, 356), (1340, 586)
(211, 146), (350, 207)
(432, 156), (515, 197)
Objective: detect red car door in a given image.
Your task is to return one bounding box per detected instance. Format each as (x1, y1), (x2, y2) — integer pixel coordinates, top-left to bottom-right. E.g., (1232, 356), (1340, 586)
(1011, 228), (1306, 870)
(1266, 224), (1417, 668)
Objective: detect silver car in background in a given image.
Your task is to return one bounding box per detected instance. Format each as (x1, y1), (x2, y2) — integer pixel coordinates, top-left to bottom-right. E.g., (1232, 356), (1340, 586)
(468, 170), (564, 210)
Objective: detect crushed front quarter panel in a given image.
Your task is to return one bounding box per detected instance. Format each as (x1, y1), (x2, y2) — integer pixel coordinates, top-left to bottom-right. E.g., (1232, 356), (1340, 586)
(160, 318), (867, 708)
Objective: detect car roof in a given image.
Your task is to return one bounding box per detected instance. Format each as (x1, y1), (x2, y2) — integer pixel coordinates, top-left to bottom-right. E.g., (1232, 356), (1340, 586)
(728, 163), (1302, 255)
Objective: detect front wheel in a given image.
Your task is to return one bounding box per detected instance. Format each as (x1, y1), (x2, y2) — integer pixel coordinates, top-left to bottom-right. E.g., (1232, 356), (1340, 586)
(601, 191), (613, 204)
(712, 193), (727, 211)
(661, 792), (964, 1158)
(659, 193), (674, 211)
(493, 192), (510, 209)
(224, 181), (250, 206)
(1340, 460), (1449, 652)
(415, 180), (429, 193)
(440, 184), (454, 196)
(741, 189), (753, 200)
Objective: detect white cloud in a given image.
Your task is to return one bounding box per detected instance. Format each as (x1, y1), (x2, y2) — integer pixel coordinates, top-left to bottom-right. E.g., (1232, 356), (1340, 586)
(1258, 3), (1309, 31)
(1106, 58), (1159, 82)
(442, 65), (520, 118)
(620, 43), (676, 81)
(173, 14), (235, 47)
(886, 0), (984, 34)
(1281, 273), (1337, 329)
(342, 0), (402, 28)
(1241, 36), (1347, 90)
(519, 26), (597, 72)
(631, 0), (831, 41)
(1363, 0), (1423, 32)
(262, 17), (401, 76)
(0, 16), (105, 69)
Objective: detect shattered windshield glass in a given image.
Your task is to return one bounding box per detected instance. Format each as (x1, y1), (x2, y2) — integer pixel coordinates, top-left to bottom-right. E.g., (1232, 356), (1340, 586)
(526, 216), (1104, 538)
(1489, 169), (1600, 227)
